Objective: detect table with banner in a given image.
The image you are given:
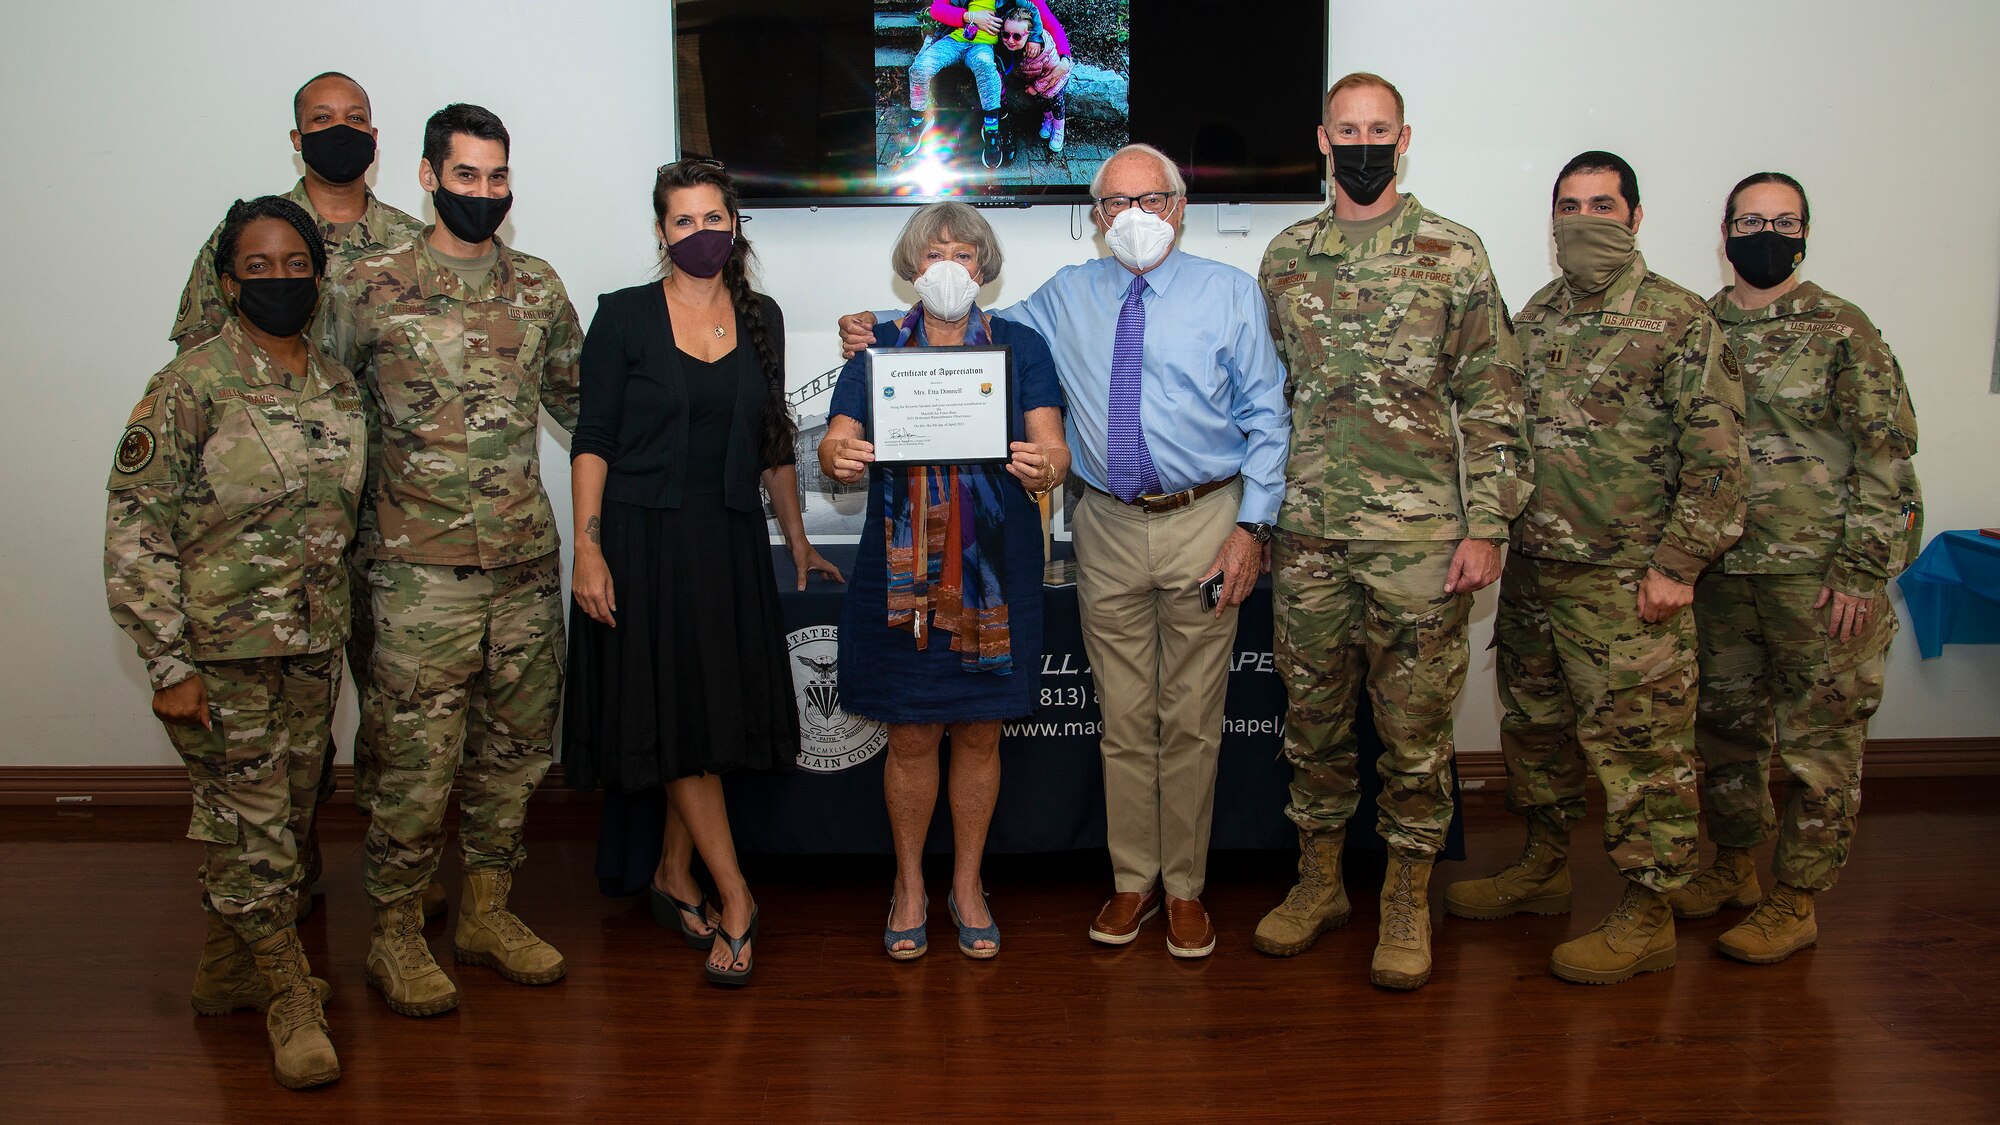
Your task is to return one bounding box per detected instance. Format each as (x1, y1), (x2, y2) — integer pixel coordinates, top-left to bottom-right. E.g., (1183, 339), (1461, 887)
(591, 546), (1466, 894)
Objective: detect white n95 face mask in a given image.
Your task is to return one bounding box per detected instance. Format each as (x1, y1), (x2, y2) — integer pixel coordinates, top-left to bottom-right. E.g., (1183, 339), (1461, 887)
(914, 259), (979, 321)
(1105, 206), (1177, 271)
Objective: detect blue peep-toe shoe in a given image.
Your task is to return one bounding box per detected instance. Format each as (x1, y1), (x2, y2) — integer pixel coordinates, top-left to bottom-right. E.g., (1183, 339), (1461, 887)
(948, 890), (1000, 960)
(885, 896), (929, 961)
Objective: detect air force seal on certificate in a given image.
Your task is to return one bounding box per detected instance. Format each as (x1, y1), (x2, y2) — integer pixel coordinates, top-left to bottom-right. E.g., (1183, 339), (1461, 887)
(788, 625), (887, 772)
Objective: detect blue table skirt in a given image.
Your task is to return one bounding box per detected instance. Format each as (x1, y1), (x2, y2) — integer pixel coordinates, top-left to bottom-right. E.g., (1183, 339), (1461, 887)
(1898, 530), (2000, 659)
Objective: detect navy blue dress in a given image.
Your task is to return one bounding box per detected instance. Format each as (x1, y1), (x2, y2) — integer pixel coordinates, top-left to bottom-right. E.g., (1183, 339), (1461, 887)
(829, 316), (1065, 723)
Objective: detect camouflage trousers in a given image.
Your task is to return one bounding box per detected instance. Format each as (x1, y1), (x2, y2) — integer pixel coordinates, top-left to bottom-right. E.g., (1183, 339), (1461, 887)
(166, 650), (340, 942)
(1496, 554), (1700, 891)
(360, 554), (563, 907)
(1695, 572), (1895, 891)
(1273, 533), (1468, 856)
(320, 553), (379, 814)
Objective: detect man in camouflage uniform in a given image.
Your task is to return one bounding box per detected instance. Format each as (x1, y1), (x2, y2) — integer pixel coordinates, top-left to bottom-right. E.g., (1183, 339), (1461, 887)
(1443, 152), (1747, 985)
(171, 71), (428, 876)
(107, 195), (363, 1087)
(325, 104), (581, 1016)
(1255, 73), (1530, 991)
(1662, 173), (1923, 964)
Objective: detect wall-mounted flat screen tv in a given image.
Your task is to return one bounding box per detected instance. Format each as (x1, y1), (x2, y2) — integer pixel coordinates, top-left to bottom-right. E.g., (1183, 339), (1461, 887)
(673, 0), (1330, 206)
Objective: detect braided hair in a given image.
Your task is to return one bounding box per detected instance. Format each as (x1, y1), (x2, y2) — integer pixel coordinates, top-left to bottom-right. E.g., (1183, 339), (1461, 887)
(653, 160), (796, 469)
(215, 195), (327, 281)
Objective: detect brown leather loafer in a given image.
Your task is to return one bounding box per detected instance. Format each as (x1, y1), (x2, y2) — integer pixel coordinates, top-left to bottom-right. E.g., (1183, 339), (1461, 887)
(1166, 895), (1216, 958)
(1088, 887), (1164, 945)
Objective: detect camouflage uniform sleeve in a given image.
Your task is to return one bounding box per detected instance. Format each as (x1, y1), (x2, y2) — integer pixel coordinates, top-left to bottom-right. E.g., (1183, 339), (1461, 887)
(168, 222), (228, 353)
(318, 260), (368, 376)
(104, 373), (203, 690)
(1651, 313), (1748, 584)
(539, 282), (584, 433)
(1446, 262), (1531, 538)
(1256, 253), (1295, 404)
(1824, 327), (1918, 594)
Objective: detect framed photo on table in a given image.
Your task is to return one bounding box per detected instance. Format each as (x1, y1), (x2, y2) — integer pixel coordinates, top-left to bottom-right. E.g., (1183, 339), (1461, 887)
(864, 345), (1012, 467)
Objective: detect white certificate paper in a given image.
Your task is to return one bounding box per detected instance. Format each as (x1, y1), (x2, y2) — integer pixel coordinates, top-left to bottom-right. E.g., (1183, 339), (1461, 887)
(864, 346), (1013, 466)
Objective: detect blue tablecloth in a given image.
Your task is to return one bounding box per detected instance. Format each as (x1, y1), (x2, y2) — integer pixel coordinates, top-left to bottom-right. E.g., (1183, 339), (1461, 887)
(1898, 530), (2000, 658)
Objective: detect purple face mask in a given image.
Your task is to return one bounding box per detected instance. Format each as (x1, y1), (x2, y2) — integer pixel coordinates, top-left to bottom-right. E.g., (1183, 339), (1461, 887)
(666, 228), (735, 278)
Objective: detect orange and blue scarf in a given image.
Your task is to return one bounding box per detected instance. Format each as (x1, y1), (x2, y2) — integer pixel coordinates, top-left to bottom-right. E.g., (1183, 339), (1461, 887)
(883, 305), (1013, 674)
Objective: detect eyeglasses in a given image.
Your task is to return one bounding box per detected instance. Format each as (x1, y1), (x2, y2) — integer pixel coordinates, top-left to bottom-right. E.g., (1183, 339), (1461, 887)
(1730, 214), (1805, 236)
(1095, 191), (1179, 217)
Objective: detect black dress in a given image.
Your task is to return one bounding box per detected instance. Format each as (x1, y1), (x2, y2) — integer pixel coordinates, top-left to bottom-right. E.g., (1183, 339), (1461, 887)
(562, 283), (798, 894)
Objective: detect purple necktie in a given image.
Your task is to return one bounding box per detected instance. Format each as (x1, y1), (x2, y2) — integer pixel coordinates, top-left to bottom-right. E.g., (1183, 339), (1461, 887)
(1106, 273), (1160, 502)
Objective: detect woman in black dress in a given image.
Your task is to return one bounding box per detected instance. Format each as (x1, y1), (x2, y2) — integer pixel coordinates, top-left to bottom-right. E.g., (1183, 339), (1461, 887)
(565, 159), (841, 986)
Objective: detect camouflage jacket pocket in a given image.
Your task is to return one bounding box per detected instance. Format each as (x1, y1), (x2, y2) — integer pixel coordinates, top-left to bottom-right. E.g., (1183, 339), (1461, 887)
(1754, 339), (1830, 424)
(1605, 616), (1697, 691)
(202, 402), (292, 518)
(1386, 291), (1451, 390)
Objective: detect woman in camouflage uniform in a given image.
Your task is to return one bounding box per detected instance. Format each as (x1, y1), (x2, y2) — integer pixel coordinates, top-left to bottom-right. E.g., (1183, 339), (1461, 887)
(104, 196), (364, 1088)
(1670, 172), (1923, 963)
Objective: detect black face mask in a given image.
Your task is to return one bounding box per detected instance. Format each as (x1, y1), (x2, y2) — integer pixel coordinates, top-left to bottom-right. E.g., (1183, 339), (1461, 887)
(1726, 230), (1805, 290)
(1329, 142), (1399, 206)
(298, 124), (376, 185)
(432, 183), (513, 244)
(232, 276), (320, 338)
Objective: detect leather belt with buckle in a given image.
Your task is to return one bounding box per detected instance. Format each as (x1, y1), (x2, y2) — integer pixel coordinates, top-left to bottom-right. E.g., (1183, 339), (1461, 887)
(1089, 476), (1237, 515)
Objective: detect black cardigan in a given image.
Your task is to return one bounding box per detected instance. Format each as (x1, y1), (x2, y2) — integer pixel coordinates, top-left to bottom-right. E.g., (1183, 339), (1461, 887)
(570, 282), (792, 513)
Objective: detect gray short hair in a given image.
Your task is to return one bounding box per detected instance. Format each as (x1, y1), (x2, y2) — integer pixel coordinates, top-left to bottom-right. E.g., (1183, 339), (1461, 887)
(1089, 143), (1188, 200)
(890, 201), (1003, 284)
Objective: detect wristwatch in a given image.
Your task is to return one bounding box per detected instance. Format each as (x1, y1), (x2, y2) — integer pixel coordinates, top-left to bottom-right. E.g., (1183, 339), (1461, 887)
(1237, 521), (1274, 544)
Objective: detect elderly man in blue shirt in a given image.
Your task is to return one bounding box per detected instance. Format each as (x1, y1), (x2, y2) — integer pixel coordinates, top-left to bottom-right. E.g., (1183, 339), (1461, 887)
(839, 143), (1289, 958)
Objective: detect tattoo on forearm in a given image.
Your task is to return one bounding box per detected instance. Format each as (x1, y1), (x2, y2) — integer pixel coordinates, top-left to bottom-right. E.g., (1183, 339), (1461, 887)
(585, 515), (601, 545)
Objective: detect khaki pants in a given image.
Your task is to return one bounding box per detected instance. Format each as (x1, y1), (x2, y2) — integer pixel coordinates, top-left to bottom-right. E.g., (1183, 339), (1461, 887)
(1073, 481), (1243, 901)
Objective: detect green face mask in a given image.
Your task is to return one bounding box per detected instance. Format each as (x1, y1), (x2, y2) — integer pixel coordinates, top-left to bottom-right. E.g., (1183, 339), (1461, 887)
(1553, 213), (1637, 294)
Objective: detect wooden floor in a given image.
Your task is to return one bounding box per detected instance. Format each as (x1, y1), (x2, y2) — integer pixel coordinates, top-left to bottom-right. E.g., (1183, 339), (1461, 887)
(3, 777), (1997, 1123)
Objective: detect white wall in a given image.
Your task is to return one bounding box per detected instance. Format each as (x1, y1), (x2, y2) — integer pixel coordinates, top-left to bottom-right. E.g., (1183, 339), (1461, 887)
(3, 0), (1996, 770)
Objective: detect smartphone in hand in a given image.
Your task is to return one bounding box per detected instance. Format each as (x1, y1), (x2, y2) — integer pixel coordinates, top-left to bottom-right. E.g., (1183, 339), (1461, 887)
(1199, 569), (1225, 612)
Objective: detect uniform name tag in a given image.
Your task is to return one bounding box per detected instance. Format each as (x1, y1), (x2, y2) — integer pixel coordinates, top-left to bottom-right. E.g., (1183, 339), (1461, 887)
(1601, 313), (1668, 333)
(214, 389), (281, 406)
(507, 307), (555, 321)
(1270, 273), (1307, 289)
(1391, 266), (1452, 285)
(1783, 318), (1853, 337)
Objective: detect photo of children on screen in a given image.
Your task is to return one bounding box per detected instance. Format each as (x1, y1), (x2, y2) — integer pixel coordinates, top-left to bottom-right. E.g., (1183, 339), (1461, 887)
(878, 0), (1123, 181)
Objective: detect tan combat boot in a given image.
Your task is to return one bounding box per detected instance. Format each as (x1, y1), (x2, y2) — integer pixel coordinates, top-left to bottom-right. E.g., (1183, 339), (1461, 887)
(1371, 851), (1434, 990)
(367, 894), (460, 1016)
(1549, 881), (1676, 985)
(1253, 828), (1351, 956)
(1662, 845), (1761, 919)
(1716, 882), (1817, 964)
(1443, 816), (1572, 920)
(193, 909), (328, 1015)
(247, 928), (341, 1090)
(454, 869), (567, 985)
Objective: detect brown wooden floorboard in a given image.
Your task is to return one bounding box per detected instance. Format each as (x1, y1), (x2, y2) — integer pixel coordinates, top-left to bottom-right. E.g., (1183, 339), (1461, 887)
(1, 777), (1996, 1123)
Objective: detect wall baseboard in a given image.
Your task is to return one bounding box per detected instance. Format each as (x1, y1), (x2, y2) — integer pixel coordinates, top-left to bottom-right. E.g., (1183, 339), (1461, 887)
(4, 738), (1996, 805)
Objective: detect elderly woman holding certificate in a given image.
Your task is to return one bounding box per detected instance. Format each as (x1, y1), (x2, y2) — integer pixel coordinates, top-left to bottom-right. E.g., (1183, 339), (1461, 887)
(820, 201), (1068, 961)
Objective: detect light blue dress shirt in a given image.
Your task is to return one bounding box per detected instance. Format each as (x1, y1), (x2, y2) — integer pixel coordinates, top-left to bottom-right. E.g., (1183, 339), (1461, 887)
(993, 248), (1290, 525)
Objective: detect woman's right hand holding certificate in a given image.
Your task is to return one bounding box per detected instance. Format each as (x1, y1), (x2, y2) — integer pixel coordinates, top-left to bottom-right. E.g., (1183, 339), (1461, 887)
(822, 431), (876, 485)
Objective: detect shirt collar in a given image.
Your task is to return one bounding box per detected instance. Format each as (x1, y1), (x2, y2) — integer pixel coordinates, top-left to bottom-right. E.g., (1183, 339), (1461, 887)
(1710, 280), (1824, 323)
(1558, 253), (1649, 315)
(285, 176), (399, 252)
(219, 316), (298, 390)
(1127, 245), (1187, 296)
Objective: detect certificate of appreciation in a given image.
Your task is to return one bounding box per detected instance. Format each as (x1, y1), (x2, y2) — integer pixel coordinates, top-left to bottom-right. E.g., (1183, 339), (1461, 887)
(864, 346), (1013, 466)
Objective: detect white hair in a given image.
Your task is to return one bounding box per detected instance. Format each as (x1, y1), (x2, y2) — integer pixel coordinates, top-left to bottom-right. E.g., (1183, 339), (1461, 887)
(1089, 143), (1188, 200)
